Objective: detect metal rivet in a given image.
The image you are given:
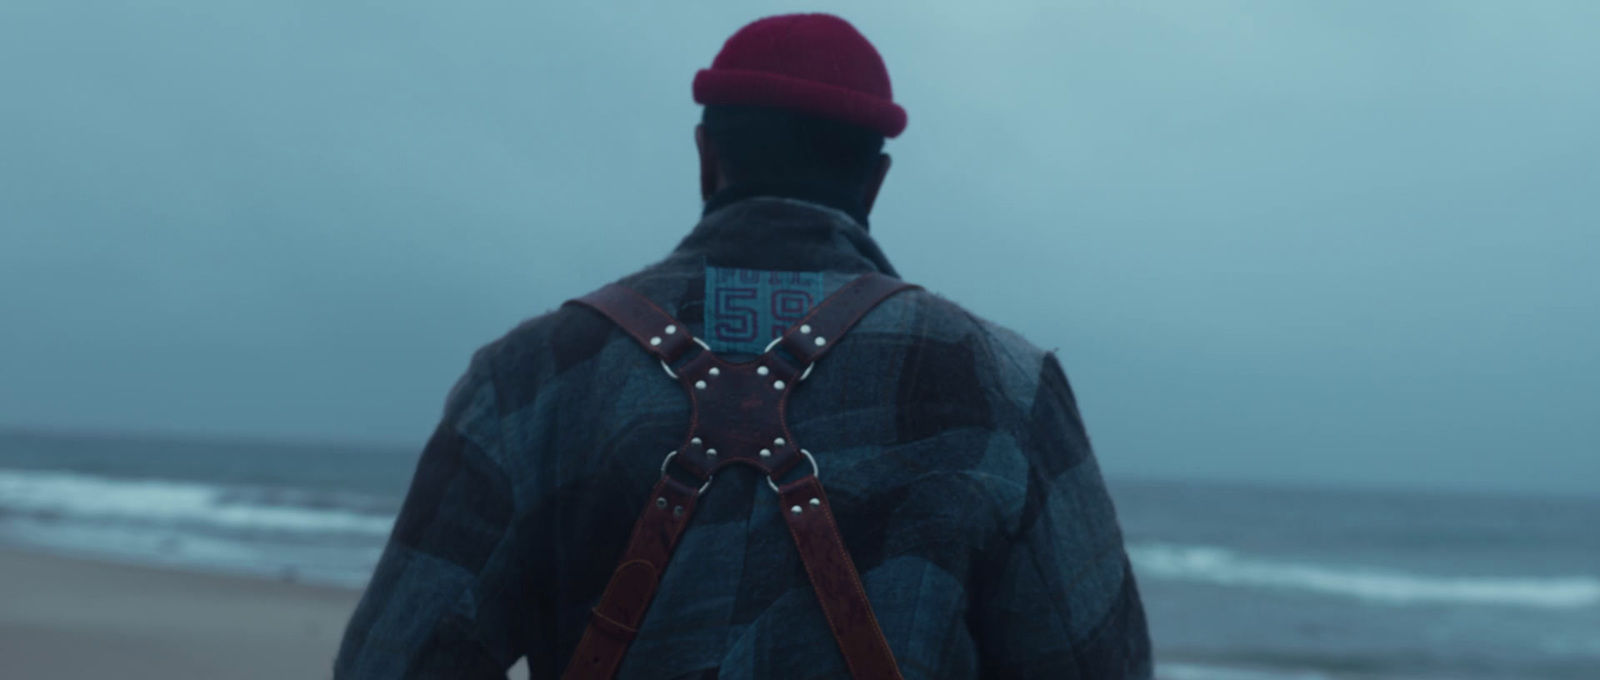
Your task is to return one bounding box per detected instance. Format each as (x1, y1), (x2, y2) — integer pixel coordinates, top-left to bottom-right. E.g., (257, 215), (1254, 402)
(649, 336), (662, 346)
(665, 325), (677, 335)
(655, 497), (667, 509)
(773, 380), (786, 390)
(809, 498), (821, 507)
(814, 336), (826, 347)
(774, 437), (786, 446)
(691, 437), (702, 447)
(695, 380), (707, 390)
(706, 448), (717, 457)
(790, 505), (803, 514)
(801, 324), (812, 334)
(673, 506), (684, 516)
(759, 449), (772, 458)
(708, 367), (720, 377)
(757, 366), (770, 376)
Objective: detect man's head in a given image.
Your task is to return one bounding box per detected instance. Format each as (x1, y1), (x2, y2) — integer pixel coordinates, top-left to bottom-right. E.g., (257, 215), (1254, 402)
(695, 105), (890, 212)
(692, 14), (906, 217)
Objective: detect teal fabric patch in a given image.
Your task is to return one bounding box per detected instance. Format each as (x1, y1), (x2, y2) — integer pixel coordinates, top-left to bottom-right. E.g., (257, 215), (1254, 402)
(704, 266), (824, 355)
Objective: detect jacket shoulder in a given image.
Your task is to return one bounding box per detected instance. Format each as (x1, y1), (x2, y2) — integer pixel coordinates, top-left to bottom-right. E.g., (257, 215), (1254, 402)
(482, 297), (623, 383)
(875, 287), (1054, 397)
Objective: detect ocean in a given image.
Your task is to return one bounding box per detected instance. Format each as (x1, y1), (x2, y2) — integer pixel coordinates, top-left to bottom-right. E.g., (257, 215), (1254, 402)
(1, 429), (1594, 680)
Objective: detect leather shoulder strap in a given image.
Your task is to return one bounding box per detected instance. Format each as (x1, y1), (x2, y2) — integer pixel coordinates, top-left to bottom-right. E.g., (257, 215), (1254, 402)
(560, 284), (705, 680)
(780, 476), (904, 680)
(775, 273), (920, 366)
(561, 476), (702, 680)
(567, 284), (699, 364)
(766, 272), (915, 679)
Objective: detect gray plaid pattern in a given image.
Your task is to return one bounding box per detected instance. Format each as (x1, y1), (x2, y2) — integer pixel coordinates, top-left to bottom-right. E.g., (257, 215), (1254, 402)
(335, 197), (1152, 679)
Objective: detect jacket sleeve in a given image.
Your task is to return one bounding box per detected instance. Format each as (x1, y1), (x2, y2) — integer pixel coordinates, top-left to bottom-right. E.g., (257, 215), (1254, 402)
(971, 354), (1153, 679)
(335, 350), (527, 679)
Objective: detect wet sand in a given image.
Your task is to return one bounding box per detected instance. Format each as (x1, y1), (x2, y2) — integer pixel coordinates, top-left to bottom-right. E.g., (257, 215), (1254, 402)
(0, 547), (531, 679)
(0, 548), (361, 679)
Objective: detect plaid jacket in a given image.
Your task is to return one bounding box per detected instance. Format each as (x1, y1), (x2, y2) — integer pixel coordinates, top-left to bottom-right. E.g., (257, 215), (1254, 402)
(335, 196), (1151, 679)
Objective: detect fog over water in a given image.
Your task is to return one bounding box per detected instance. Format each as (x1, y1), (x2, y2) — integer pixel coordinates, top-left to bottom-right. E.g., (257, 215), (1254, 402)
(2, 1), (1596, 495)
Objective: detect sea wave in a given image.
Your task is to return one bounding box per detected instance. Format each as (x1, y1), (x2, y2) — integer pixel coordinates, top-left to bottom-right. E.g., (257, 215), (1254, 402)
(0, 516), (382, 587)
(0, 468), (395, 537)
(1129, 542), (1600, 610)
(1156, 663), (1330, 680)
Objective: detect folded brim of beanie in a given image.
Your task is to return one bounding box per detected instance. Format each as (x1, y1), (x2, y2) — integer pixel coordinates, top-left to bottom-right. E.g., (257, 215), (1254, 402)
(694, 68), (907, 139)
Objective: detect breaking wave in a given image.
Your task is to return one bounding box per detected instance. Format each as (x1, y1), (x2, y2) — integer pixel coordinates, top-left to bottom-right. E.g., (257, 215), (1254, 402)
(1129, 542), (1600, 610)
(0, 468), (395, 536)
(0, 468), (394, 586)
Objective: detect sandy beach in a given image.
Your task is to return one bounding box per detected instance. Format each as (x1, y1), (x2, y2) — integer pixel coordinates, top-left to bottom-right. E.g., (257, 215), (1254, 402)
(0, 548), (361, 679)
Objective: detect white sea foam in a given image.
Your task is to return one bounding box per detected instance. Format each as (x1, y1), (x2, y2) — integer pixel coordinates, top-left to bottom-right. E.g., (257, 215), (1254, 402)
(0, 515), (382, 587)
(1129, 542), (1600, 610)
(0, 468), (395, 536)
(1157, 663), (1330, 680)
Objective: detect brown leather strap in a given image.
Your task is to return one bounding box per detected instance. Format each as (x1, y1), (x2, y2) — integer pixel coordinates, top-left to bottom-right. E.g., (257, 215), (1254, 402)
(562, 475), (702, 680)
(568, 284), (701, 365)
(778, 475), (904, 680)
(777, 273), (921, 366)
(560, 272), (918, 680)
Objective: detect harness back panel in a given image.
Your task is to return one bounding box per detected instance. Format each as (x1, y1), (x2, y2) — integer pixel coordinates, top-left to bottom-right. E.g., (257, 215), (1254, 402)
(559, 272), (919, 680)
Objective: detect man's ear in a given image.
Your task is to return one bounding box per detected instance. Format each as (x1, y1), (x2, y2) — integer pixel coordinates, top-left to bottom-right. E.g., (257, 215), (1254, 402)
(696, 125), (720, 202)
(861, 153), (892, 214)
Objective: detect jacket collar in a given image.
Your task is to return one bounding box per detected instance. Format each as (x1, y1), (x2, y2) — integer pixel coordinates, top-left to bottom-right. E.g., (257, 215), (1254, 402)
(671, 195), (900, 277)
(703, 181), (872, 227)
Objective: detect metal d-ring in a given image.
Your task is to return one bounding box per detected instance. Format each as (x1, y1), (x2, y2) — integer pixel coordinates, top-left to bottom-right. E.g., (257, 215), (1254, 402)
(766, 449), (818, 494)
(762, 336), (816, 380)
(659, 337), (714, 380)
(660, 450), (713, 494)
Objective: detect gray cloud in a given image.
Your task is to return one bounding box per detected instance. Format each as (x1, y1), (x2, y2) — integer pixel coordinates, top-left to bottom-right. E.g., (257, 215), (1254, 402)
(2, 1), (1595, 495)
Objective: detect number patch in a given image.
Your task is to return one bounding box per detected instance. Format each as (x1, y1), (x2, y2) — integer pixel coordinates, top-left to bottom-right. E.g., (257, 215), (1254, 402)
(705, 266), (823, 355)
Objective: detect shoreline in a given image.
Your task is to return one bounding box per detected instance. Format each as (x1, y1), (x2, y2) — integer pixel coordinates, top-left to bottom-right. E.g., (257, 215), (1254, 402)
(0, 547), (533, 680)
(0, 546), (1572, 680)
(0, 547), (361, 680)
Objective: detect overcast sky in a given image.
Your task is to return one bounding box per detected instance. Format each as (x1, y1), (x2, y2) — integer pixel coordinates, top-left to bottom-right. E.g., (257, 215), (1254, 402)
(2, 1), (1595, 495)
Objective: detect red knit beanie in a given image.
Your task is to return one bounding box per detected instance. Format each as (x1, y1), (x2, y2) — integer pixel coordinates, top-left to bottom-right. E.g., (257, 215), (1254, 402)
(693, 14), (907, 138)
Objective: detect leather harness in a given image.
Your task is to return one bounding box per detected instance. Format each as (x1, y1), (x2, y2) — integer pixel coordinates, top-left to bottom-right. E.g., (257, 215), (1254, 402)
(559, 273), (920, 680)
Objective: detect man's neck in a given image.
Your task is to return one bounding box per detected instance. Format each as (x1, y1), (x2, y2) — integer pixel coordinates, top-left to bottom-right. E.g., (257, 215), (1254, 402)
(703, 180), (871, 229)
